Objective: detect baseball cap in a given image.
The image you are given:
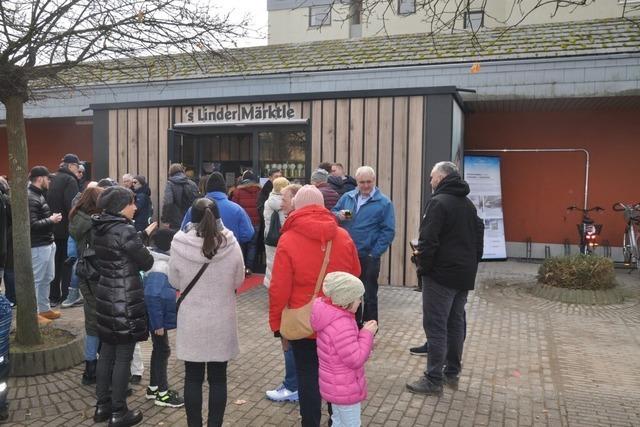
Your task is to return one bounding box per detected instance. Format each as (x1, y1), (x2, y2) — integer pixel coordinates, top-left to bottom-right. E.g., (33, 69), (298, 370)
(62, 153), (80, 164)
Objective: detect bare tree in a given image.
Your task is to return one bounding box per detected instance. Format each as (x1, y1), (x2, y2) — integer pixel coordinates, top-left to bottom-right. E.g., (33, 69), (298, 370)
(0, 0), (250, 346)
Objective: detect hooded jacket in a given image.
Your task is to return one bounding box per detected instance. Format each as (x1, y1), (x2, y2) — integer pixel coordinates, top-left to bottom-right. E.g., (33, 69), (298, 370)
(332, 187), (396, 258)
(328, 175), (357, 196)
(161, 173), (200, 229)
(144, 249), (177, 331)
(92, 212), (154, 344)
(311, 297), (374, 405)
(169, 226), (245, 362)
(180, 191), (254, 244)
(231, 182), (261, 225)
(28, 184), (55, 248)
(46, 167), (79, 240)
(417, 173), (484, 291)
(133, 183), (152, 232)
(268, 205), (361, 335)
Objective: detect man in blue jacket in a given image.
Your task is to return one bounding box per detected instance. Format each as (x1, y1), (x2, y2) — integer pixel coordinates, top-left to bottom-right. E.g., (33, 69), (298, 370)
(332, 166), (395, 324)
(180, 172), (254, 244)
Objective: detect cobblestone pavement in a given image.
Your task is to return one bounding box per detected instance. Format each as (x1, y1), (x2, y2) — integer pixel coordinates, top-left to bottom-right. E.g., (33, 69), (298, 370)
(5, 261), (640, 426)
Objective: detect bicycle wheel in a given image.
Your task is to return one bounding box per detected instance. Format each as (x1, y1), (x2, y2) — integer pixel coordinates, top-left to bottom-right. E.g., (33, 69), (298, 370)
(623, 227), (633, 265)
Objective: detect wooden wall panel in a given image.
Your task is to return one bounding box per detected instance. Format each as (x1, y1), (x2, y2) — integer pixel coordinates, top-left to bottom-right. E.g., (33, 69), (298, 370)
(311, 100), (322, 169)
(148, 109), (159, 221)
(349, 99), (364, 176)
(108, 110), (118, 179)
(335, 99), (350, 168)
(391, 97), (408, 286)
(363, 98), (378, 169)
(404, 96), (424, 286)
(321, 100), (336, 163)
(377, 97), (393, 285)
(117, 110), (127, 181)
(127, 109), (138, 174)
(137, 109), (148, 178)
(158, 108), (169, 222)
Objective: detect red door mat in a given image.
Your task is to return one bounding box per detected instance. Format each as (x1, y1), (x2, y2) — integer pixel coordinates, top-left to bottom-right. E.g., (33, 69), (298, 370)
(238, 274), (264, 295)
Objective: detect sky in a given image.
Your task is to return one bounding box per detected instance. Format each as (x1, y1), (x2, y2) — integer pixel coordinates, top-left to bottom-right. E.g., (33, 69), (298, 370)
(210, 0), (269, 47)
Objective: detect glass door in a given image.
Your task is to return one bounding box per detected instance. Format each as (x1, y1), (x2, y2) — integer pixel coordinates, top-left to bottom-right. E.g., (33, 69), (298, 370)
(258, 130), (307, 181)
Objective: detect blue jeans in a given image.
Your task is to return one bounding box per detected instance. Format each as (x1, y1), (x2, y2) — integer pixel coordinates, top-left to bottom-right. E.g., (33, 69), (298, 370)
(358, 256), (381, 323)
(242, 224), (260, 271)
(32, 243), (56, 313)
(283, 347), (298, 392)
(85, 335), (100, 361)
(331, 403), (361, 427)
(422, 276), (468, 384)
(67, 237), (79, 290)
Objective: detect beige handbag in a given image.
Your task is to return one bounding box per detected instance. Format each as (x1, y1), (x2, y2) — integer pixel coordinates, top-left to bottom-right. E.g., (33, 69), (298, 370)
(280, 240), (333, 340)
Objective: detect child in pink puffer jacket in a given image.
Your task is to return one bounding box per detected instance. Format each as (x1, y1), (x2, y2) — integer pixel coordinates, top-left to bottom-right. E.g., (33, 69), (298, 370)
(310, 272), (378, 427)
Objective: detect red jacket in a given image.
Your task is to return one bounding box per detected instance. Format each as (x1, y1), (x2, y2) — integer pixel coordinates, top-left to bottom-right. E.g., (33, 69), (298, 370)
(269, 205), (361, 335)
(231, 183), (261, 225)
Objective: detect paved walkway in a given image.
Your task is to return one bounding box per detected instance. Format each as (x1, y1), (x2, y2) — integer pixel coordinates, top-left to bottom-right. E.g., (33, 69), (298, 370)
(5, 262), (640, 426)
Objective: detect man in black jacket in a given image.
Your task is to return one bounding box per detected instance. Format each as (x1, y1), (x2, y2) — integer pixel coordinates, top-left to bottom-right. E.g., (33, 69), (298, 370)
(46, 154), (81, 305)
(406, 161), (484, 396)
(28, 166), (63, 322)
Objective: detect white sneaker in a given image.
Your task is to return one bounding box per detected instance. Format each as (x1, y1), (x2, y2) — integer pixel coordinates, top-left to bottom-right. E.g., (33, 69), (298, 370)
(265, 384), (299, 402)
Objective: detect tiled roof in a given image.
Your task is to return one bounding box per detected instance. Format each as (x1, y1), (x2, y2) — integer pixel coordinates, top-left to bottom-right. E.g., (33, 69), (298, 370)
(64, 18), (640, 86)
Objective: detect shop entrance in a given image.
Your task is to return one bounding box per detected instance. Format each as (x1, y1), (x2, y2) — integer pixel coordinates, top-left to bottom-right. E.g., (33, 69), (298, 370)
(168, 126), (309, 188)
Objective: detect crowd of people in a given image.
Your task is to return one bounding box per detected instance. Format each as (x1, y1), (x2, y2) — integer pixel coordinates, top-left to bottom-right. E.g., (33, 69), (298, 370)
(0, 153), (484, 427)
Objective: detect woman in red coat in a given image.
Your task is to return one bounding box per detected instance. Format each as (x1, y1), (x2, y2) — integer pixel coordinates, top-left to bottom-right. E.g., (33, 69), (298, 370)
(269, 185), (360, 427)
(231, 170), (261, 274)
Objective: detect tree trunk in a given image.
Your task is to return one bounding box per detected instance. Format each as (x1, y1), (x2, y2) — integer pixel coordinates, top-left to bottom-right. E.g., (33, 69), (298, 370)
(3, 96), (42, 346)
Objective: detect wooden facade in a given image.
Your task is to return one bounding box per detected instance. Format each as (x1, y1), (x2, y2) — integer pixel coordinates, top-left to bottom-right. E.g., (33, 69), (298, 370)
(104, 95), (435, 286)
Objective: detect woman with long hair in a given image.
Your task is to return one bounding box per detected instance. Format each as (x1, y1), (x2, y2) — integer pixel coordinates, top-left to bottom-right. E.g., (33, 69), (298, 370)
(169, 198), (244, 427)
(69, 186), (104, 385)
(92, 186), (156, 427)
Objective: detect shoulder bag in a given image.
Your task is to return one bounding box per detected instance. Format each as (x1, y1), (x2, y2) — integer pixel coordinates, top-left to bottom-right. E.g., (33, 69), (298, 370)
(264, 209), (282, 247)
(176, 263), (210, 312)
(280, 240), (333, 340)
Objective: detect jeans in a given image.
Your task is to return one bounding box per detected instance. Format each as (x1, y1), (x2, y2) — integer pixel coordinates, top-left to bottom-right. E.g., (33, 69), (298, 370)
(131, 343), (144, 376)
(85, 335), (100, 361)
(358, 256), (381, 323)
(50, 238), (69, 301)
(283, 346), (298, 392)
(3, 270), (15, 304)
(96, 342), (136, 411)
(150, 333), (170, 391)
(331, 403), (361, 427)
(67, 238), (79, 290)
(290, 339), (322, 427)
(242, 224), (260, 271)
(31, 243), (56, 313)
(184, 361), (227, 427)
(422, 277), (468, 384)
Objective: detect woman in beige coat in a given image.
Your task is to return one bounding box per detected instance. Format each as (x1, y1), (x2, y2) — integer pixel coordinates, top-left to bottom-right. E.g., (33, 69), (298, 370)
(169, 198), (245, 427)
(262, 177), (290, 288)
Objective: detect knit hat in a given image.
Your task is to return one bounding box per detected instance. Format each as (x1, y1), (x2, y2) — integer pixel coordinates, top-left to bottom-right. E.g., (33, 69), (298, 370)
(272, 177), (290, 194)
(62, 153), (80, 164)
(152, 228), (176, 252)
(322, 272), (365, 308)
(310, 168), (329, 184)
(206, 172), (227, 193)
(29, 166), (54, 179)
(134, 175), (147, 187)
(97, 178), (116, 188)
(97, 186), (134, 214)
(292, 185), (324, 209)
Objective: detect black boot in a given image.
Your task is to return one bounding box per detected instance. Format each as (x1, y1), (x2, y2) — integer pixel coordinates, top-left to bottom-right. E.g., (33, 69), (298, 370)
(82, 360), (97, 385)
(93, 399), (111, 423)
(108, 408), (143, 427)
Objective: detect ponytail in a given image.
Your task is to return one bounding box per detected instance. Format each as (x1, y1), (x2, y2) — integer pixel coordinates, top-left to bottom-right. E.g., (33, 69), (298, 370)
(197, 206), (226, 259)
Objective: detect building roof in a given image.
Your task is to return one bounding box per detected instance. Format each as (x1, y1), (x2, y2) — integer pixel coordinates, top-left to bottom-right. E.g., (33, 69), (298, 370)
(66, 17), (640, 86)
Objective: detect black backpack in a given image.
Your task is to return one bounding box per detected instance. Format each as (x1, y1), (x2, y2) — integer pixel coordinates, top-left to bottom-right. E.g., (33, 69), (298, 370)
(264, 210), (282, 246)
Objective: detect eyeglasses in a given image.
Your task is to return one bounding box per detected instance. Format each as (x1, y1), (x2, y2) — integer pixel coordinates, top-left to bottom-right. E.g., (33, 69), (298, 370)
(357, 180), (373, 184)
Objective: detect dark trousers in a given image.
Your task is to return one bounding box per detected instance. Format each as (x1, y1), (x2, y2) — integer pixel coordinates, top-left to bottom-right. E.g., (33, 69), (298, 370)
(150, 333), (170, 391)
(422, 277), (468, 384)
(358, 256), (381, 323)
(50, 238), (69, 301)
(290, 339), (323, 427)
(3, 270), (15, 304)
(184, 361), (227, 427)
(96, 341), (136, 411)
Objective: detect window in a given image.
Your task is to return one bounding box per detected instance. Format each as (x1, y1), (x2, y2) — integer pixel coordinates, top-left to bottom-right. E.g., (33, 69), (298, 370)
(398, 0), (416, 15)
(309, 6), (331, 27)
(464, 10), (484, 31)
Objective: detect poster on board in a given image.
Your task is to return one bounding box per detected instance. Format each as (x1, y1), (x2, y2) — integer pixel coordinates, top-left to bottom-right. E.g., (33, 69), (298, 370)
(464, 155), (507, 260)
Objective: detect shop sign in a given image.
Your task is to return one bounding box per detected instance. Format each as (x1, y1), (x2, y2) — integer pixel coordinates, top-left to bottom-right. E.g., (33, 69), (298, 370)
(182, 103), (298, 124)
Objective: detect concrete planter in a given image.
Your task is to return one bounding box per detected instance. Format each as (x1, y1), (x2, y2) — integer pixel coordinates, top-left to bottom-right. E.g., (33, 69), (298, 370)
(531, 284), (625, 305)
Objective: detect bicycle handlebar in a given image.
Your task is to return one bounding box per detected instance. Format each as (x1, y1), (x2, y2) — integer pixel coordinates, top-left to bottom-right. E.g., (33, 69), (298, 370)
(613, 202), (640, 211)
(566, 206), (604, 214)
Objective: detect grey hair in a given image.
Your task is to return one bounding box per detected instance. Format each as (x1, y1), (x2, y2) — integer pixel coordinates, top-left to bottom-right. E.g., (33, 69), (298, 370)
(355, 166), (376, 179)
(432, 161), (458, 177)
(122, 173), (134, 180)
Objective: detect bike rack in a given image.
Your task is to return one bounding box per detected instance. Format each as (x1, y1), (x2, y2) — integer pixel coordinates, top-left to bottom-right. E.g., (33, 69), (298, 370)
(563, 239), (571, 256)
(544, 246), (551, 258)
(601, 240), (611, 258)
(526, 237), (532, 260)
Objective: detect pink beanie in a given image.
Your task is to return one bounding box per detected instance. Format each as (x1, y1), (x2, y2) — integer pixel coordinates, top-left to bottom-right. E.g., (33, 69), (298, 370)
(293, 185), (324, 209)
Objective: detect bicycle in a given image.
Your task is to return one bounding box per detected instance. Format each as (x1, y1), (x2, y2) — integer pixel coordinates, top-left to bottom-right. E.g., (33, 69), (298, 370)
(566, 206), (604, 255)
(612, 202), (640, 269)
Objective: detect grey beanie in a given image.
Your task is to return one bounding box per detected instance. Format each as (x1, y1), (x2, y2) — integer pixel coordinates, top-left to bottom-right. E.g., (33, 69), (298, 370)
(97, 186), (134, 214)
(311, 168), (329, 184)
(322, 272), (365, 308)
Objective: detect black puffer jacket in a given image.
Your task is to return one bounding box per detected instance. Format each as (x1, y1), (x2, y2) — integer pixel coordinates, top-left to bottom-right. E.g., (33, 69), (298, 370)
(46, 167), (79, 240)
(92, 213), (154, 344)
(417, 173), (484, 291)
(28, 184), (55, 248)
(328, 175), (357, 196)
